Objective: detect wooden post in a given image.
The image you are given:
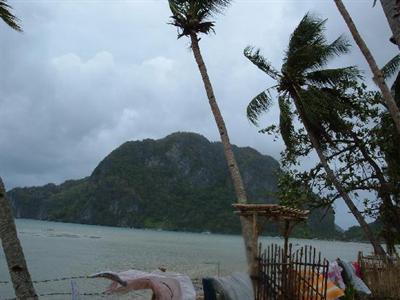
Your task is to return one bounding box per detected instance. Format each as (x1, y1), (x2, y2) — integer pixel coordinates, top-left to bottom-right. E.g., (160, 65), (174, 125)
(283, 220), (290, 261)
(232, 204), (310, 298)
(282, 220), (290, 297)
(250, 213), (259, 293)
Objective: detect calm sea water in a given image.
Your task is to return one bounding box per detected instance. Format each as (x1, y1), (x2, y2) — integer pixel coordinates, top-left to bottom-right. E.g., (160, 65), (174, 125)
(0, 219), (375, 299)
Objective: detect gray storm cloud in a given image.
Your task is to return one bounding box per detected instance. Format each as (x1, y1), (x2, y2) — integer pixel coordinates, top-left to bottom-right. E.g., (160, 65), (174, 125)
(0, 0), (397, 228)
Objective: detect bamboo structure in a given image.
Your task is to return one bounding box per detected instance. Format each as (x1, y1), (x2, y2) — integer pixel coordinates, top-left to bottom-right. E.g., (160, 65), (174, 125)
(358, 251), (400, 299)
(257, 243), (329, 300)
(233, 204), (309, 291)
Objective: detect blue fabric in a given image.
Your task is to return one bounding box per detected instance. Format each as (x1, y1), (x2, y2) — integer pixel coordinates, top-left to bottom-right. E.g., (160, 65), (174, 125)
(202, 272), (254, 300)
(338, 259), (371, 295)
(203, 278), (217, 300)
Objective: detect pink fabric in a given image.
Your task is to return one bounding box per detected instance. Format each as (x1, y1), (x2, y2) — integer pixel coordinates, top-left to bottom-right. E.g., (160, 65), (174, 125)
(90, 270), (195, 300)
(106, 276), (182, 300)
(327, 261), (345, 290)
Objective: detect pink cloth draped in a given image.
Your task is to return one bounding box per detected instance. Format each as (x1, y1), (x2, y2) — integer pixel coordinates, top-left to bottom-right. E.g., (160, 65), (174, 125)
(90, 269), (195, 300)
(327, 261), (345, 290)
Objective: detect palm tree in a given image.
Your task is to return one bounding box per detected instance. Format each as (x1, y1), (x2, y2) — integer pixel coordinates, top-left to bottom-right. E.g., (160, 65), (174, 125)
(245, 13), (386, 255)
(375, 0), (400, 48)
(0, 180), (37, 299)
(168, 0), (256, 274)
(0, 1), (38, 298)
(0, 0), (21, 31)
(334, 0), (400, 137)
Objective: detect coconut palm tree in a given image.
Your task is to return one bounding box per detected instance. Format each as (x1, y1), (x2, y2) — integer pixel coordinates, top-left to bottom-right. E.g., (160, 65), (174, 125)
(0, 1), (38, 298)
(168, 0), (256, 274)
(0, 0), (21, 31)
(334, 0), (400, 137)
(0, 180), (37, 299)
(245, 13), (386, 255)
(374, 0), (400, 48)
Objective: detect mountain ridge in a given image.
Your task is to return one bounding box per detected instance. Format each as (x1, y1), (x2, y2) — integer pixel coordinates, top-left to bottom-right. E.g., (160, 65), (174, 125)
(8, 132), (337, 237)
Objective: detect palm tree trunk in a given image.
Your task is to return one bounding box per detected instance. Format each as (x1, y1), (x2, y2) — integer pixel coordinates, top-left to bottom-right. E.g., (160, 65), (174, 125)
(189, 33), (257, 277)
(379, 0), (400, 48)
(334, 0), (400, 137)
(350, 132), (400, 233)
(291, 88), (386, 255)
(349, 132), (399, 253)
(0, 177), (38, 299)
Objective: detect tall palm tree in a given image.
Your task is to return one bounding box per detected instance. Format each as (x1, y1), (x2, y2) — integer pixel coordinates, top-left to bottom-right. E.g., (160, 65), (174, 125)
(334, 0), (400, 137)
(375, 0), (400, 48)
(0, 1), (38, 298)
(168, 0), (256, 274)
(0, 0), (21, 31)
(245, 13), (386, 255)
(0, 180), (37, 299)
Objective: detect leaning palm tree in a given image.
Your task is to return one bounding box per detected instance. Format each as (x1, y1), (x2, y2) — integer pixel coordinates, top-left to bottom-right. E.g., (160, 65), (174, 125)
(168, 0), (256, 273)
(0, 0), (21, 31)
(245, 13), (386, 255)
(334, 0), (400, 137)
(0, 1), (38, 299)
(374, 0), (400, 48)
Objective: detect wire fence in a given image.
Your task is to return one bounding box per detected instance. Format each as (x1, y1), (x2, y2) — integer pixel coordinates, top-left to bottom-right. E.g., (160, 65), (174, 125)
(0, 273), (205, 300)
(0, 275), (137, 300)
(0, 261), (220, 299)
(0, 275), (88, 285)
(4, 292), (106, 300)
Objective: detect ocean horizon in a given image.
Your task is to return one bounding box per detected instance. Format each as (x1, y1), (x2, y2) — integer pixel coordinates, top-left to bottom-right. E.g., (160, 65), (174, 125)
(0, 219), (380, 299)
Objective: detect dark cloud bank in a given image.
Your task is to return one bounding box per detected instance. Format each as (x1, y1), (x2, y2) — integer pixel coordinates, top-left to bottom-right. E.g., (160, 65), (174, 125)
(0, 0), (397, 228)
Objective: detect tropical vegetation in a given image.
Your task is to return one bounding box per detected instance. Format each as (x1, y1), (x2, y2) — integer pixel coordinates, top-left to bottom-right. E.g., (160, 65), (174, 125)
(334, 0), (400, 136)
(244, 13), (387, 254)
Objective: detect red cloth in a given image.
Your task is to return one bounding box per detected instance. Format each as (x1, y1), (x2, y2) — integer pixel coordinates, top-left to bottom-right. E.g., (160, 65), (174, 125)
(352, 262), (362, 278)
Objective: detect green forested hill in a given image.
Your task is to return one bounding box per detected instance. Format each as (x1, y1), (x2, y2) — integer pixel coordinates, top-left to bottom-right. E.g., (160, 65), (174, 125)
(8, 132), (336, 236)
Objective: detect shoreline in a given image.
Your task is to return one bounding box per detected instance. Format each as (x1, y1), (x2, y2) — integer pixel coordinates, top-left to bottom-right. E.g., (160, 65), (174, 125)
(14, 218), (388, 245)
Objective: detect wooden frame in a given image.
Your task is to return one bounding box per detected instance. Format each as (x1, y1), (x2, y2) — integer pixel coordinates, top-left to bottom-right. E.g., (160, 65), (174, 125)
(233, 204), (309, 291)
(257, 243), (329, 300)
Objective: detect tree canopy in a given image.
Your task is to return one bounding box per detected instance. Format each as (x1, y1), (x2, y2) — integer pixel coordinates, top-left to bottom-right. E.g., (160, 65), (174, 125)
(0, 0), (21, 31)
(168, 0), (231, 38)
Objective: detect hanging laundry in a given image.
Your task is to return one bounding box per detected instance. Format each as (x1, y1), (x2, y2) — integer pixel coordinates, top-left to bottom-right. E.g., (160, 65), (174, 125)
(90, 269), (196, 300)
(328, 261), (345, 290)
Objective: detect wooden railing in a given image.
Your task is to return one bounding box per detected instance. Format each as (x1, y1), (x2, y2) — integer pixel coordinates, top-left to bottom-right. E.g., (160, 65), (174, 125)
(256, 243), (329, 300)
(358, 251), (400, 299)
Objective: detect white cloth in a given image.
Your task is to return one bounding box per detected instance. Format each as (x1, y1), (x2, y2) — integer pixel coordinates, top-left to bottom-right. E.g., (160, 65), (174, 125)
(328, 261), (345, 290)
(339, 260), (371, 295)
(90, 269), (196, 300)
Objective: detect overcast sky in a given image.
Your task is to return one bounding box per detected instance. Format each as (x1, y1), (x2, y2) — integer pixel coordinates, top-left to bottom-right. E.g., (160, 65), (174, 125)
(0, 0), (397, 228)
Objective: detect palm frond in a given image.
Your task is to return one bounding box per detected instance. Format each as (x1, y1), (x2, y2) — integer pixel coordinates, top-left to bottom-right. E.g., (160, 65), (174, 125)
(306, 66), (361, 87)
(244, 46), (281, 80)
(285, 13), (350, 73)
(310, 35), (351, 69)
(325, 34), (351, 56)
(0, 0), (22, 31)
(198, 0), (231, 16)
(247, 88), (275, 125)
(168, 0), (231, 37)
(278, 96), (295, 149)
(287, 13), (327, 57)
(292, 87), (331, 146)
(288, 36), (351, 74)
(382, 54), (400, 79)
(300, 87), (352, 139)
